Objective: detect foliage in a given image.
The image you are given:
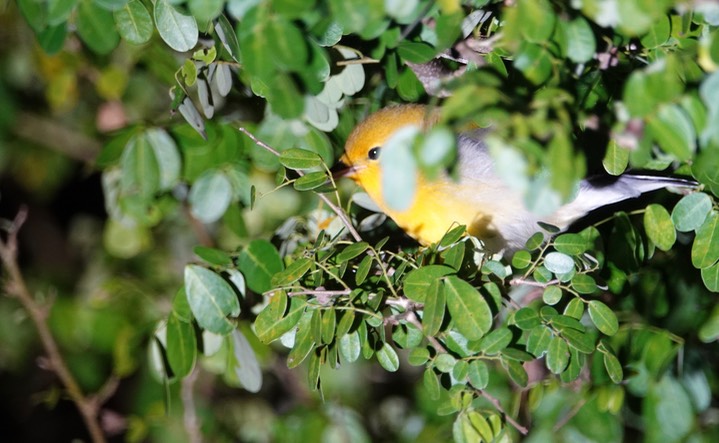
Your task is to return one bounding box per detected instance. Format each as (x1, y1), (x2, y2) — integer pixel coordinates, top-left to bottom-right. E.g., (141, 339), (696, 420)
(3, 0), (719, 442)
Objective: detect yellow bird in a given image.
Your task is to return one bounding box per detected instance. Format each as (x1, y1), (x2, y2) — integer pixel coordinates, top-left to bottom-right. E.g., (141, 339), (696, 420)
(340, 105), (696, 252)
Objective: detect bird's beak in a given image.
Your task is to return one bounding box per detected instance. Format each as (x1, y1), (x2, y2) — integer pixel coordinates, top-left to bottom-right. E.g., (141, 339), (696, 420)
(332, 154), (359, 181)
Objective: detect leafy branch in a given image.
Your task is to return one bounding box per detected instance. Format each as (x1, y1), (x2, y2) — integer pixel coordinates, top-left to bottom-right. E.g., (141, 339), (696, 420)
(0, 208), (116, 443)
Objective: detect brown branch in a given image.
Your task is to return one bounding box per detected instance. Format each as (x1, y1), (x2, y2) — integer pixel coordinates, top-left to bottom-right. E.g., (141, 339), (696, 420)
(237, 126), (363, 242)
(479, 389), (529, 436)
(182, 204), (215, 248)
(181, 368), (202, 443)
(0, 208), (107, 443)
(13, 112), (101, 163)
(406, 311), (447, 354)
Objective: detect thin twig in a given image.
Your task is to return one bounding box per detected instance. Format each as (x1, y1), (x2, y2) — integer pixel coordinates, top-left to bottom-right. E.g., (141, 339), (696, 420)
(479, 390), (529, 436)
(237, 126), (363, 242)
(0, 208), (107, 443)
(181, 368), (202, 443)
(406, 311), (447, 354)
(553, 397), (588, 432)
(510, 278), (559, 288)
(182, 204), (215, 247)
(286, 289), (351, 297)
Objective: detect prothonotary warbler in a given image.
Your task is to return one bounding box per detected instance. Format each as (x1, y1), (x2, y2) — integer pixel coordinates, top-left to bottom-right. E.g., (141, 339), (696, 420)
(339, 105), (697, 252)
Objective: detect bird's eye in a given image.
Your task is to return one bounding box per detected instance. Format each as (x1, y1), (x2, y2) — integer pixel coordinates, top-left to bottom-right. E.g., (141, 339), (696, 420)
(368, 146), (381, 160)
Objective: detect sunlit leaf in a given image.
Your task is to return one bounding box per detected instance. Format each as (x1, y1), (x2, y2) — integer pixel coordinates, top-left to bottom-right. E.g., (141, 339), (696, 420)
(154, 0), (198, 52)
(184, 265), (240, 335)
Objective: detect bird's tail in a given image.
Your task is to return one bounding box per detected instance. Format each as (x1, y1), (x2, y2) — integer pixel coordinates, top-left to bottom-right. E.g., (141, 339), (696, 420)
(549, 174), (699, 229)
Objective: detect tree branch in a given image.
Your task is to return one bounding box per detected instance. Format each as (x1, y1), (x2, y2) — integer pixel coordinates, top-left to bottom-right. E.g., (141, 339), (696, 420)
(0, 208), (107, 443)
(479, 389), (529, 436)
(237, 127), (364, 243)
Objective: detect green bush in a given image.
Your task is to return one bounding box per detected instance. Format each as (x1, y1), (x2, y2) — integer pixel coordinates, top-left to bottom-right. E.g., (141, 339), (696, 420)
(3, 0), (719, 441)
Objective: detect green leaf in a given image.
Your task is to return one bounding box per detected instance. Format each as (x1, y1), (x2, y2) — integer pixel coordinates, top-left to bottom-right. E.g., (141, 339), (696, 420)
(255, 292), (302, 343)
(701, 261), (719, 292)
(279, 148), (324, 170)
(172, 287), (193, 322)
(120, 133), (160, 200)
(527, 325), (552, 357)
(553, 233), (589, 256)
(193, 246), (232, 266)
(571, 274), (598, 295)
(544, 252), (575, 274)
(381, 125), (419, 211)
(266, 16), (308, 70)
(693, 146), (719, 197)
(564, 297), (585, 320)
(397, 41), (437, 63)
(603, 350), (624, 384)
(671, 192), (712, 232)
(444, 276), (493, 341)
(166, 312), (197, 378)
(403, 265), (455, 303)
(542, 286), (563, 305)
(238, 239), (284, 293)
(565, 16), (596, 63)
(644, 204), (677, 251)
(47, 0), (77, 25)
(435, 353), (456, 373)
(37, 23), (67, 55)
(336, 242), (369, 263)
(271, 258), (312, 287)
(184, 265), (240, 335)
(467, 360), (489, 390)
(267, 74), (304, 119)
(355, 255), (373, 286)
(514, 308), (541, 330)
(229, 329), (262, 392)
(698, 304), (719, 342)
(422, 279), (446, 336)
(339, 329), (361, 363)
(640, 14), (670, 48)
(588, 300), (619, 336)
(478, 328), (512, 354)
(114, 0), (153, 44)
(603, 140), (630, 176)
(423, 368), (440, 400)
(77, 0), (119, 54)
(526, 232), (545, 250)
(502, 358), (528, 387)
(189, 170), (233, 224)
(692, 211), (719, 268)
(376, 343), (400, 372)
(647, 104), (696, 161)
(546, 336), (570, 374)
(514, 42), (553, 85)
(645, 376), (693, 443)
(215, 14), (240, 62)
(287, 311), (316, 368)
(154, 0), (198, 52)
(561, 328), (594, 354)
(145, 128), (181, 191)
(293, 171), (328, 191)
(511, 250), (533, 269)
(408, 347), (430, 366)
(320, 309), (336, 345)
(518, 0), (556, 42)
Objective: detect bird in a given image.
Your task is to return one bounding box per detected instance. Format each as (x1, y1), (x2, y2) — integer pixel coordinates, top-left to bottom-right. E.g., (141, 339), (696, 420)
(339, 104), (698, 253)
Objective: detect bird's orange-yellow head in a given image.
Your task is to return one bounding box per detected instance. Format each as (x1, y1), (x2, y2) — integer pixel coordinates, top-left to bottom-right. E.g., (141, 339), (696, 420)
(340, 105), (434, 203)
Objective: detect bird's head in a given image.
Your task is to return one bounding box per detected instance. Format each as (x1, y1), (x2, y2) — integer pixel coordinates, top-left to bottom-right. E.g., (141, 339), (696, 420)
(338, 105), (434, 201)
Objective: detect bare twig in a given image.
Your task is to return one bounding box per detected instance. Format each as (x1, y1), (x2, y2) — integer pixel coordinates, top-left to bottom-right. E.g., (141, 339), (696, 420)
(181, 368), (202, 443)
(479, 390), (529, 436)
(406, 311), (447, 354)
(553, 397), (588, 432)
(182, 204), (215, 247)
(286, 289), (351, 298)
(0, 208), (107, 443)
(237, 126), (363, 242)
(510, 278), (559, 288)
